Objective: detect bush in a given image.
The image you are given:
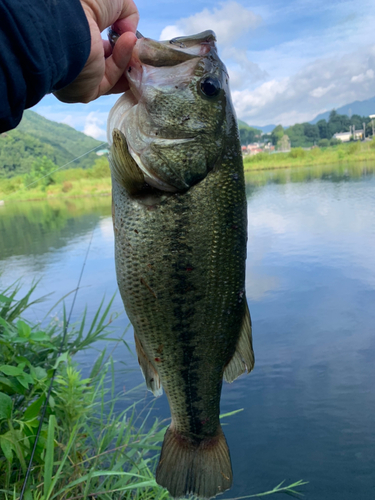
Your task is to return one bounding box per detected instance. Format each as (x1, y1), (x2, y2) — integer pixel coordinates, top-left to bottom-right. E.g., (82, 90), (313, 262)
(330, 138), (342, 146)
(318, 139), (330, 148)
(288, 147), (306, 159)
(348, 141), (361, 154)
(23, 156), (57, 190)
(87, 157), (111, 179)
(62, 181), (73, 193)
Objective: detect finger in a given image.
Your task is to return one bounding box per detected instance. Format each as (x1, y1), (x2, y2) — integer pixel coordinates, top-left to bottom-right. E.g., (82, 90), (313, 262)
(112, 0), (139, 34)
(104, 74), (130, 95)
(97, 31), (136, 97)
(103, 40), (112, 58)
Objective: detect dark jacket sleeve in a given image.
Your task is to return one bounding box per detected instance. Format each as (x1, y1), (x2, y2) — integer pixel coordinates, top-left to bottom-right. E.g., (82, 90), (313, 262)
(0, 0), (91, 132)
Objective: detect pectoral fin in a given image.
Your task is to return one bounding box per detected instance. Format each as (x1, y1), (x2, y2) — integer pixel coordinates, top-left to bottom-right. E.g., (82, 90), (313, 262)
(134, 332), (163, 397)
(224, 301), (254, 383)
(109, 129), (145, 195)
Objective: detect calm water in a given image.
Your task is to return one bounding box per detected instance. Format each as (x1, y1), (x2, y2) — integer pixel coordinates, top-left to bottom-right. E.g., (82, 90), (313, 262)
(1, 163), (375, 499)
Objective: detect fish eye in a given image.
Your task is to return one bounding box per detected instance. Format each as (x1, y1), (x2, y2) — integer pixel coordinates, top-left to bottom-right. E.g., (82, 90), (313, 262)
(199, 76), (221, 97)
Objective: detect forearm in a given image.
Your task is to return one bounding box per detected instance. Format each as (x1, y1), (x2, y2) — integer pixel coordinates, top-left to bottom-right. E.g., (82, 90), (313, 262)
(0, 0), (91, 132)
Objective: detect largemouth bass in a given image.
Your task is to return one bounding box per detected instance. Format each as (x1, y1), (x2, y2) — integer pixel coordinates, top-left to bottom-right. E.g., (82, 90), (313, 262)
(107, 30), (254, 499)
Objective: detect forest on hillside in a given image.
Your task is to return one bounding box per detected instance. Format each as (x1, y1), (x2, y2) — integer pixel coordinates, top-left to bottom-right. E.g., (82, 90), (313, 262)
(0, 111), (103, 178)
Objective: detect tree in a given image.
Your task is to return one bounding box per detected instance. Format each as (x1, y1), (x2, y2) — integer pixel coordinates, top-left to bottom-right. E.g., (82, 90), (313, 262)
(271, 125), (284, 145)
(24, 156), (58, 189)
(317, 119), (330, 139)
(303, 123), (320, 144)
(285, 123), (305, 147)
(239, 128), (256, 145)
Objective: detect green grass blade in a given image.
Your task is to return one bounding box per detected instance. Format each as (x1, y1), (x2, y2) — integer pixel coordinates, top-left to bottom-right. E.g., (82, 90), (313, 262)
(44, 415), (56, 498)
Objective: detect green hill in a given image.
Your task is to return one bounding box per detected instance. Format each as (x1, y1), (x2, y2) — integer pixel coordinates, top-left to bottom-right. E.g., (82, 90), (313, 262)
(0, 111), (104, 178)
(237, 119), (262, 145)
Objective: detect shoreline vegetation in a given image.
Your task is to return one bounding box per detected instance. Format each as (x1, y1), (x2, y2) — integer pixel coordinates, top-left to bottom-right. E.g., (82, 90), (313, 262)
(0, 284), (306, 499)
(0, 140), (374, 203)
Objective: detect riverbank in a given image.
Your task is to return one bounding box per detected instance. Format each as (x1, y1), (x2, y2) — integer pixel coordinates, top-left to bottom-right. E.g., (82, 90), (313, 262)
(1, 140), (374, 202)
(243, 139), (375, 171)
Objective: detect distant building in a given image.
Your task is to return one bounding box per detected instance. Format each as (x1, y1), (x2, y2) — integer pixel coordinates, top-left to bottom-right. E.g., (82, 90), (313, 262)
(263, 142), (275, 152)
(277, 135), (291, 152)
(242, 143), (265, 155)
(333, 131), (363, 142)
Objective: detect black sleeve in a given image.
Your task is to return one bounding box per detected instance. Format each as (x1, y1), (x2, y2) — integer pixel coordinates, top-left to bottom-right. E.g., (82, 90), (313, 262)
(0, 0), (91, 132)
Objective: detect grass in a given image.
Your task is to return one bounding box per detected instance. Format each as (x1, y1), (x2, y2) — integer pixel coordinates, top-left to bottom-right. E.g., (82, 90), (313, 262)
(0, 158), (112, 202)
(0, 283), (307, 499)
(243, 138), (375, 172)
(1, 139), (375, 203)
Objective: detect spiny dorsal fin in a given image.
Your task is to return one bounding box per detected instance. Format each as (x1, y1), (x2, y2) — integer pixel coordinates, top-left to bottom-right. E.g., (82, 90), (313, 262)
(134, 332), (163, 397)
(109, 128), (145, 195)
(224, 300), (254, 383)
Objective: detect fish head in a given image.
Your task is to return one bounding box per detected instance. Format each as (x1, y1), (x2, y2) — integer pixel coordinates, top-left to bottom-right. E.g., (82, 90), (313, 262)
(108, 31), (235, 192)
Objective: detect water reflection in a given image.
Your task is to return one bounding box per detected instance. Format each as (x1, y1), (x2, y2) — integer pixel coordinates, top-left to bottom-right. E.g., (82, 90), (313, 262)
(0, 197), (111, 261)
(0, 164), (375, 500)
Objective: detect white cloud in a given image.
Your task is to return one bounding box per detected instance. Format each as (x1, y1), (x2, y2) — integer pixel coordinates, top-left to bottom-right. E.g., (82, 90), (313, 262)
(83, 112), (107, 140)
(159, 25), (184, 41)
(159, 2), (265, 90)
(351, 69), (374, 83)
(160, 1), (262, 45)
(310, 84), (335, 98)
(233, 45), (375, 126)
(60, 115), (76, 127)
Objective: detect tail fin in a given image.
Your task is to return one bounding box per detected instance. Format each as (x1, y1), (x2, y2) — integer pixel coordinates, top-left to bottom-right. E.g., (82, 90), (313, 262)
(156, 425), (232, 499)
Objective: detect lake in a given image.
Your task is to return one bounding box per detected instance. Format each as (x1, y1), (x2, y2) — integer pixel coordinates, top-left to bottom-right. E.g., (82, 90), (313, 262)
(1, 162), (375, 500)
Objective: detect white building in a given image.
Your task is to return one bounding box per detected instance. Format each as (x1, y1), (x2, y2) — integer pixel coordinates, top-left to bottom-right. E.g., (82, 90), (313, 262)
(333, 131), (363, 142)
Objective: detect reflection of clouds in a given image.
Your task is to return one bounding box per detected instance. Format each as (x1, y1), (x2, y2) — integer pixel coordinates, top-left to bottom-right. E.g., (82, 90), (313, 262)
(248, 208), (288, 234)
(246, 178), (375, 289)
(98, 218), (114, 243)
(246, 268), (279, 301)
(246, 236), (280, 300)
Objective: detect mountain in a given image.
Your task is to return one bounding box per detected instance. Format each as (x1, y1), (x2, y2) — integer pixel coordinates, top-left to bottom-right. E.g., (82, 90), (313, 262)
(238, 120), (260, 132)
(238, 119), (275, 134)
(248, 123), (276, 133)
(311, 96), (375, 124)
(0, 111), (104, 178)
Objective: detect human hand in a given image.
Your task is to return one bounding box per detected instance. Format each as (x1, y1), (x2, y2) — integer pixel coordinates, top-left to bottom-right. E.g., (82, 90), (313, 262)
(54, 0), (139, 104)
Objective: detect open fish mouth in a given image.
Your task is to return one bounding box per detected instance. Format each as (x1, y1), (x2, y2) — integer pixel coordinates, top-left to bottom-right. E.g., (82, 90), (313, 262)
(107, 31), (220, 193)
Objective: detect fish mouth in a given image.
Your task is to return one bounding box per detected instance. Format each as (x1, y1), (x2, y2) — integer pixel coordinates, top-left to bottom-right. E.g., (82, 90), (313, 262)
(107, 31), (217, 192)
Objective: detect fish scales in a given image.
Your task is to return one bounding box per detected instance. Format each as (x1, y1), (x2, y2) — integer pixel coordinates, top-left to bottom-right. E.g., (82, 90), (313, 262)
(113, 138), (246, 435)
(108, 30), (254, 499)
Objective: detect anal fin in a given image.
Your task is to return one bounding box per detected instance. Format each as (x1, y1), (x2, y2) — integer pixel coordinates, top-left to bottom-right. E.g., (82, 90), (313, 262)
(224, 300), (254, 383)
(134, 332), (163, 397)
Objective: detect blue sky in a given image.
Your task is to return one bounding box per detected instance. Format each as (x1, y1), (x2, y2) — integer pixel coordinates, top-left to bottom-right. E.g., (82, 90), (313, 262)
(33, 0), (375, 139)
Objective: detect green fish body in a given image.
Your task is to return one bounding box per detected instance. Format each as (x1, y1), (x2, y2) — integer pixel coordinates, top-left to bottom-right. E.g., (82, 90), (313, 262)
(108, 31), (254, 499)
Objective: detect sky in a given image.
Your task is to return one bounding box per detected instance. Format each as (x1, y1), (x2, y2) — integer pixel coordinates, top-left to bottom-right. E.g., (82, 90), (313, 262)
(32, 0), (375, 140)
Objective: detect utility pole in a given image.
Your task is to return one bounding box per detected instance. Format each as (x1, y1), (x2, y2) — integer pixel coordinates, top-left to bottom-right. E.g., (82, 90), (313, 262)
(363, 122), (366, 140)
